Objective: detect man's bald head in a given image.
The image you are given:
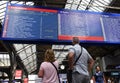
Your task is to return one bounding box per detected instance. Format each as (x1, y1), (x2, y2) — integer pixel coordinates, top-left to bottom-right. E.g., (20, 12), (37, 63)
(72, 37), (80, 44)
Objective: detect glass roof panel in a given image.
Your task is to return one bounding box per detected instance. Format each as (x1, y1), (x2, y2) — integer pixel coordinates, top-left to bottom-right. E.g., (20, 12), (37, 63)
(28, 63), (34, 68)
(102, 0), (113, 4)
(71, 4), (78, 9)
(27, 56), (33, 62)
(14, 44), (24, 51)
(73, 0), (80, 4)
(85, 0), (91, 2)
(0, 1), (8, 7)
(97, 0), (108, 5)
(0, 1), (7, 23)
(81, 0), (89, 5)
(32, 45), (36, 53)
(90, 7), (102, 12)
(67, 0), (74, 3)
(78, 7), (86, 10)
(65, 0), (113, 12)
(26, 47), (32, 55)
(64, 45), (72, 49)
(65, 4), (71, 9)
(93, 1), (105, 7)
(0, 54), (10, 66)
(89, 8), (103, 12)
(52, 45), (72, 64)
(26, 2), (34, 6)
(33, 61), (36, 65)
(19, 51), (26, 60)
(52, 45), (65, 49)
(23, 60), (29, 65)
(0, 9), (5, 14)
(14, 44), (36, 73)
(26, 65), (30, 70)
(30, 67), (36, 72)
(10, 1), (19, 4)
(0, 14), (4, 17)
(32, 54), (36, 60)
(15, 1), (24, 4)
(78, 5), (86, 10)
(56, 52), (68, 58)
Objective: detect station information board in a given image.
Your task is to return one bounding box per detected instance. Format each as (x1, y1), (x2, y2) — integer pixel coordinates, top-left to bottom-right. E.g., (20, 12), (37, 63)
(2, 4), (58, 40)
(2, 4), (120, 44)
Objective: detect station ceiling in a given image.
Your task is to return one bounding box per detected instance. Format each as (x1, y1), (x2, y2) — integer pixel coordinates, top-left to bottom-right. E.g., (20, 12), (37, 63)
(0, 0), (120, 74)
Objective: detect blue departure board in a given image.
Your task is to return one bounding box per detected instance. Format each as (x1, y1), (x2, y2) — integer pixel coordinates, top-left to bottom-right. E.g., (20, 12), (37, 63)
(58, 11), (104, 41)
(1, 4), (120, 44)
(100, 15), (120, 42)
(2, 5), (58, 40)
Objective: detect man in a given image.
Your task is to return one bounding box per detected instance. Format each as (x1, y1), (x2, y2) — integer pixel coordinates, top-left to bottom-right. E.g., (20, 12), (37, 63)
(68, 37), (94, 83)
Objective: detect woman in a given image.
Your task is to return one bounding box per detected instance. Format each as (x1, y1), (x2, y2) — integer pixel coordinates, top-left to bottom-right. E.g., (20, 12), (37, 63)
(38, 49), (59, 83)
(92, 66), (106, 83)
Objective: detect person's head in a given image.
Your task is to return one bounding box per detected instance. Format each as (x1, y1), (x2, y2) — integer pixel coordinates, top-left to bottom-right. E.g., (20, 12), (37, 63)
(44, 49), (55, 62)
(96, 66), (101, 72)
(72, 37), (80, 45)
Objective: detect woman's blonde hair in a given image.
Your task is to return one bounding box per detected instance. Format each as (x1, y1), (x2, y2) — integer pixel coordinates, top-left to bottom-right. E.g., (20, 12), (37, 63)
(44, 49), (55, 62)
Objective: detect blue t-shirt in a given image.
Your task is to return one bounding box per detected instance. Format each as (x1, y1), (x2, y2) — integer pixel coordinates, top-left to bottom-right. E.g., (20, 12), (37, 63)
(94, 71), (104, 83)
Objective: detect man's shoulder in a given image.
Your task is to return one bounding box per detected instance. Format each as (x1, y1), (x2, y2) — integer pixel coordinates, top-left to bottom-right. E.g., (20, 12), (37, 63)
(69, 47), (75, 50)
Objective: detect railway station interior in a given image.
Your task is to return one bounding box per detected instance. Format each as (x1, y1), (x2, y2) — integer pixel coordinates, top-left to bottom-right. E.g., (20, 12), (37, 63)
(0, 0), (120, 83)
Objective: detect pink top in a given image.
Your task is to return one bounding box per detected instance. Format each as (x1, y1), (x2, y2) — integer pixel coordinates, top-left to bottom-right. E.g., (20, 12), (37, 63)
(40, 61), (59, 83)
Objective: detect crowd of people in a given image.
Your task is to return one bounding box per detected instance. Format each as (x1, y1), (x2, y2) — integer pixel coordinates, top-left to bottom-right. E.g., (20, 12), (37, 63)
(37, 37), (119, 83)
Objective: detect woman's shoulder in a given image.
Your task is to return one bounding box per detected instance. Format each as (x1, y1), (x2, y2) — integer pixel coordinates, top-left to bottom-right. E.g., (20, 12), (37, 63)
(41, 61), (59, 65)
(53, 60), (59, 65)
(41, 61), (49, 65)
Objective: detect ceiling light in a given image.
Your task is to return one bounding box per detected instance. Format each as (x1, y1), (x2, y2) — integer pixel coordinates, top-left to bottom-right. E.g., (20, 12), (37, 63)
(60, 65), (65, 70)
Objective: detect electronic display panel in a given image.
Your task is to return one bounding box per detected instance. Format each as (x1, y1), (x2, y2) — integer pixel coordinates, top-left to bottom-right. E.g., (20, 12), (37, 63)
(58, 10), (104, 41)
(100, 14), (120, 43)
(2, 3), (120, 44)
(2, 4), (58, 40)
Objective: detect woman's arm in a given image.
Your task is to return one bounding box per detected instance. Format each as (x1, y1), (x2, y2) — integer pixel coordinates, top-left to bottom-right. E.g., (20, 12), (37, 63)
(92, 76), (96, 83)
(103, 74), (106, 83)
(38, 68), (44, 78)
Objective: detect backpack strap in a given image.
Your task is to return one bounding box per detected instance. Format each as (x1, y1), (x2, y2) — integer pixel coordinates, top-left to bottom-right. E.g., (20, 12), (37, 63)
(51, 62), (61, 83)
(70, 46), (82, 65)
